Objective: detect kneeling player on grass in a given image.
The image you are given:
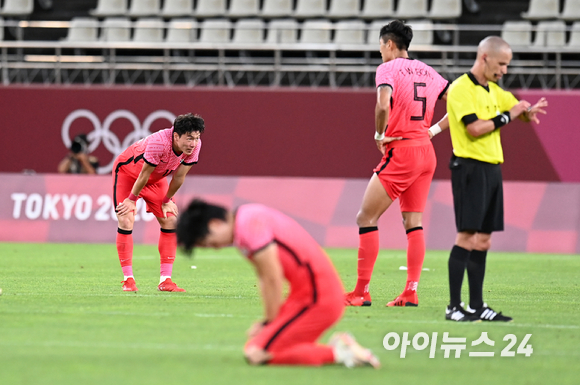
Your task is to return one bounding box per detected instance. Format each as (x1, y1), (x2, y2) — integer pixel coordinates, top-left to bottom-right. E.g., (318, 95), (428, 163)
(177, 199), (380, 368)
(113, 113), (204, 292)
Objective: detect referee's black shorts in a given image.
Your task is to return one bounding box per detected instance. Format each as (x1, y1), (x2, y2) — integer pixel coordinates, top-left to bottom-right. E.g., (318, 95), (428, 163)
(450, 155), (504, 233)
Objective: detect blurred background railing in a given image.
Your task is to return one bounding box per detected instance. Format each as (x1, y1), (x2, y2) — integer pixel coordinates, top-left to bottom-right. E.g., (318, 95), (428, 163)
(1, 0), (580, 88)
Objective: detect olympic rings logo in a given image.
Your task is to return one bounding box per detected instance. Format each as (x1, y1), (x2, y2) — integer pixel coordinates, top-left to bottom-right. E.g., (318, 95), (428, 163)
(61, 109), (176, 174)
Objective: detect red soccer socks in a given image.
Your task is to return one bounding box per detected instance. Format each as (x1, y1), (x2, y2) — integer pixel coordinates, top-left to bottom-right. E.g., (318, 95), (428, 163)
(353, 227), (379, 295)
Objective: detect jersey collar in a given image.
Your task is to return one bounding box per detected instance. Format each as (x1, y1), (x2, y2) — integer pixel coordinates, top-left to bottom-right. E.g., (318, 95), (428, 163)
(467, 72), (490, 93)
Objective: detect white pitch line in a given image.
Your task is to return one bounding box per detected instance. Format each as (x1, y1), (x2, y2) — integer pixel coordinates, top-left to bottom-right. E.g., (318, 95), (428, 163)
(0, 340), (240, 352)
(7, 293), (250, 299)
(0, 308), (242, 318)
(347, 317), (580, 330)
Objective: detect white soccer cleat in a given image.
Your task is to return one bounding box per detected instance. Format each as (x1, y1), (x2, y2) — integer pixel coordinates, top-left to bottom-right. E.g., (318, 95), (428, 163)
(329, 332), (380, 369)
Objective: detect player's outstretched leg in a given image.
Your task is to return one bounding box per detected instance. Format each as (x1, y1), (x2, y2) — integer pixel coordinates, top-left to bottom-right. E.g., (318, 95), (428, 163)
(345, 227), (379, 306)
(329, 332), (380, 369)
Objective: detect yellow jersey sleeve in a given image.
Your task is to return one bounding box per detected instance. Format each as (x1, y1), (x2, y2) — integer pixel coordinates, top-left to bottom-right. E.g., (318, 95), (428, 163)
(448, 79), (477, 123)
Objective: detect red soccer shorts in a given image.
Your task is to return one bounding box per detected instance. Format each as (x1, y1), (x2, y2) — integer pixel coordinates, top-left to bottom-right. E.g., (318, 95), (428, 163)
(112, 171), (169, 218)
(373, 138), (436, 213)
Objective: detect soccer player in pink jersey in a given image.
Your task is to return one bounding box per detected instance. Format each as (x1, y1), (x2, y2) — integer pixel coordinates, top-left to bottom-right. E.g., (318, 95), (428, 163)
(176, 199), (380, 368)
(344, 20), (450, 307)
(113, 113), (204, 292)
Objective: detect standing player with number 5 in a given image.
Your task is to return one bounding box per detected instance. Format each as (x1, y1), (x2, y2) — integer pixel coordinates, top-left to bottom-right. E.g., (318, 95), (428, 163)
(113, 113), (204, 292)
(344, 20), (450, 307)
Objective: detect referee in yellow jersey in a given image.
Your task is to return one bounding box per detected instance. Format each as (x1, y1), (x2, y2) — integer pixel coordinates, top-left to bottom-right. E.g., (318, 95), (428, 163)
(429, 36), (548, 322)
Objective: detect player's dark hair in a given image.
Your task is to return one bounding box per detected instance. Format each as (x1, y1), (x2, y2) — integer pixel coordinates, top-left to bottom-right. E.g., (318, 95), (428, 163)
(173, 113), (205, 137)
(379, 20), (413, 51)
(177, 198), (227, 255)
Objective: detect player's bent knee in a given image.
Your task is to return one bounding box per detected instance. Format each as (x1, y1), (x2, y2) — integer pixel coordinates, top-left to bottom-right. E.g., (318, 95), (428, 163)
(356, 210), (374, 228)
(117, 215), (134, 230)
(157, 215), (177, 228)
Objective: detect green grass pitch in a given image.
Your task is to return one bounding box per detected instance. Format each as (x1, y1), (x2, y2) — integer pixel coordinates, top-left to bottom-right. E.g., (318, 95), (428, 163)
(0, 243), (578, 385)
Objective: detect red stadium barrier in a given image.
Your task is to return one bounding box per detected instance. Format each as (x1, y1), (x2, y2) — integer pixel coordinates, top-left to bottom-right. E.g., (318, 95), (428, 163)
(0, 86), (577, 181)
(1, 173), (578, 254)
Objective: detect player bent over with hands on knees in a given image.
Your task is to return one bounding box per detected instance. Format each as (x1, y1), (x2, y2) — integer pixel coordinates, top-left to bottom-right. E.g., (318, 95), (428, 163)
(344, 20), (450, 308)
(113, 113), (204, 292)
(428, 36), (548, 322)
(176, 199), (380, 368)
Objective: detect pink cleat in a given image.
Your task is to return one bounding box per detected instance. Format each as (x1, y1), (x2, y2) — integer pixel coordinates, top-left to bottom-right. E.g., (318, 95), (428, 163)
(122, 277), (138, 292)
(158, 278), (186, 292)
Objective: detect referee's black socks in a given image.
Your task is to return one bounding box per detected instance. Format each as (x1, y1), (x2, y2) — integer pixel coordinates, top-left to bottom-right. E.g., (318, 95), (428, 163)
(448, 245), (471, 308)
(467, 249), (487, 310)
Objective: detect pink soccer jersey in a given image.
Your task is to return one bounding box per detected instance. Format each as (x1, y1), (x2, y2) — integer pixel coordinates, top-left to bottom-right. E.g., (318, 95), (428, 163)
(115, 128), (201, 182)
(375, 58), (449, 140)
(233, 204), (342, 297)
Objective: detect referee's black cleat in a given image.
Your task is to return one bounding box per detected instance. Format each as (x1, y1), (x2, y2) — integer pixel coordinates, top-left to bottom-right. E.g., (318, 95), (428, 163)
(445, 304), (481, 322)
(466, 303), (513, 322)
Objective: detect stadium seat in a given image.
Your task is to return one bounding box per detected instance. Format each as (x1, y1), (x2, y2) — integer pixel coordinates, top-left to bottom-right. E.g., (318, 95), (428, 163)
(228, 0), (260, 18)
(100, 17), (132, 42)
(161, 0), (194, 17)
(64, 17), (100, 42)
(559, 0), (580, 21)
(165, 18), (197, 42)
(261, 0), (293, 18)
(328, 0), (360, 19)
(195, 0), (227, 18)
(360, 0), (394, 20)
(300, 19), (332, 44)
(395, 0), (428, 19)
(368, 19), (393, 43)
(407, 19), (433, 45)
(199, 18), (232, 43)
(533, 20), (566, 46)
(428, 0), (462, 20)
(567, 21), (580, 46)
(334, 19), (365, 44)
(128, 0), (160, 17)
(521, 0), (560, 20)
(232, 18), (265, 44)
(133, 18), (165, 42)
(294, 0), (327, 18)
(501, 20), (532, 47)
(266, 18), (298, 43)
(89, 0), (127, 17)
(0, 0), (33, 17)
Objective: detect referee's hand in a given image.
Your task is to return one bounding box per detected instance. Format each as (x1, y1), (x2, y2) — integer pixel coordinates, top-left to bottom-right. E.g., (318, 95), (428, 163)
(375, 136), (403, 155)
(525, 97), (548, 124)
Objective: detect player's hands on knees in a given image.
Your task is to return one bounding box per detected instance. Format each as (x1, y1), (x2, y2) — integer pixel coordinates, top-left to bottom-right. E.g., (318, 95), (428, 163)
(116, 198), (136, 216)
(162, 201), (178, 218)
(375, 136), (403, 155)
(247, 321), (265, 339)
